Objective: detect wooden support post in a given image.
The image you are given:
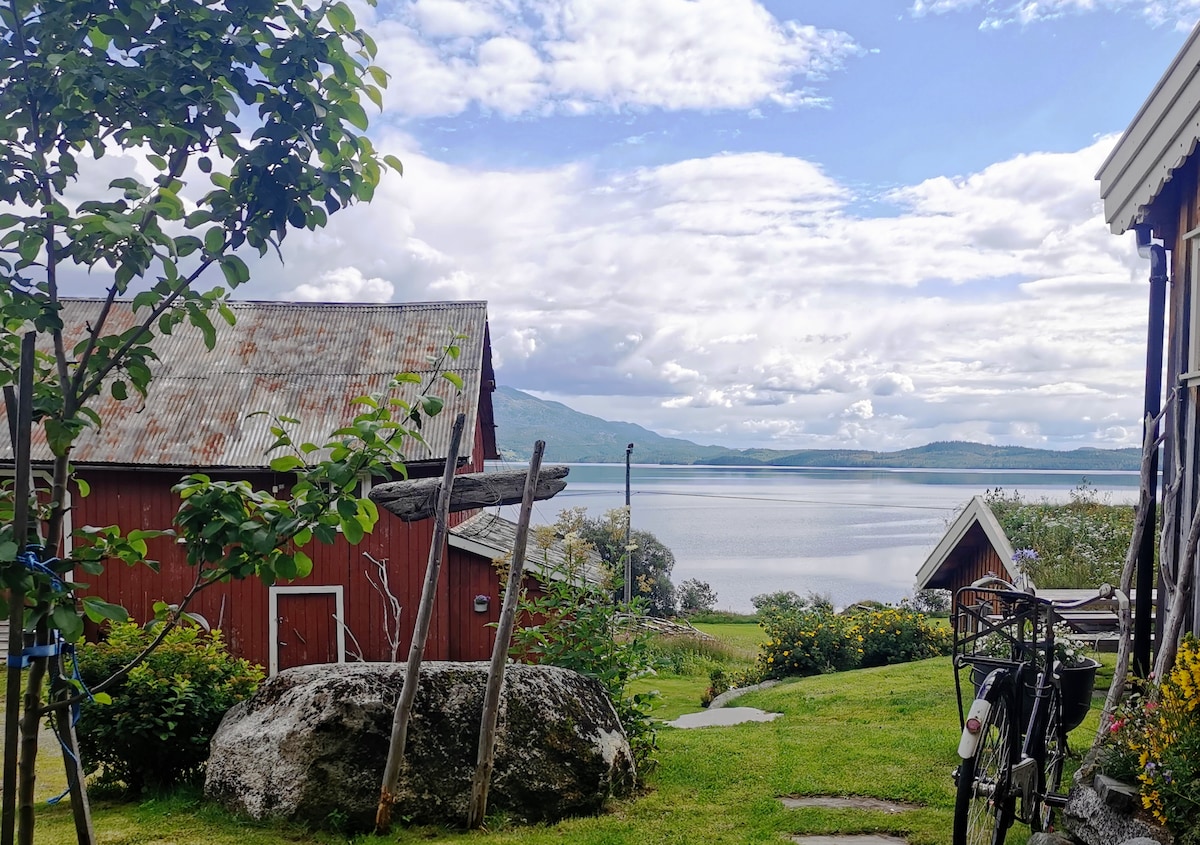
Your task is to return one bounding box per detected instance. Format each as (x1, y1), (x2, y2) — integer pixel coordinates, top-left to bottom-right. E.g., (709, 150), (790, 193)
(466, 441), (545, 829)
(3, 334), (34, 845)
(48, 671), (95, 845)
(374, 413), (466, 834)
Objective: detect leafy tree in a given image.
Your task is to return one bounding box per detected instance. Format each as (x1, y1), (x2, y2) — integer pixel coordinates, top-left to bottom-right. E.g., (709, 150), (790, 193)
(751, 590), (832, 618)
(0, 1), (411, 841)
(566, 508), (677, 617)
(677, 578), (718, 615)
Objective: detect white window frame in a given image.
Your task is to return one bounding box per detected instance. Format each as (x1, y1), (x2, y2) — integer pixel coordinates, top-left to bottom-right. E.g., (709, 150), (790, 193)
(268, 585), (346, 676)
(0, 469), (72, 557)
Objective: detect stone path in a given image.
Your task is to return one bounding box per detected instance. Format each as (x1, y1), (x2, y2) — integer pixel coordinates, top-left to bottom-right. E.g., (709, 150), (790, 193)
(790, 836), (908, 845)
(778, 796), (921, 814)
(666, 706), (781, 728)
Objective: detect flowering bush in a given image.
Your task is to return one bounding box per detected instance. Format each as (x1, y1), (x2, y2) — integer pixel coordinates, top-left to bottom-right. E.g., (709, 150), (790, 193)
(847, 606), (952, 668)
(756, 608), (860, 679)
(984, 485), (1137, 588)
(754, 604), (952, 681)
(1127, 636), (1200, 841)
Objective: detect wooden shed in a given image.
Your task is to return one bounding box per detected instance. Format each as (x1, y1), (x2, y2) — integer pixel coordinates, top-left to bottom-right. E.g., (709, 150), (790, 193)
(0, 299), (532, 673)
(1097, 23), (1200, 638)
(915, 496), (1019, 595)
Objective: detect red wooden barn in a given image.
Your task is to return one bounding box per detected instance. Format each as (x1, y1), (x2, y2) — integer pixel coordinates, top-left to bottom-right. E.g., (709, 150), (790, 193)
(1, 298), (564, 673)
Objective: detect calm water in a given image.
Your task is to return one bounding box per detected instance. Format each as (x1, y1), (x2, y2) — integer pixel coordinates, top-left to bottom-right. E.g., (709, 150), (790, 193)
(492, 463), (1141, 614)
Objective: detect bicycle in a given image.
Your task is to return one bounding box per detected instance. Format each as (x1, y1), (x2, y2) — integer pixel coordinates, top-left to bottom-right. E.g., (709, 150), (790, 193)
(950, 577), (1124, 845)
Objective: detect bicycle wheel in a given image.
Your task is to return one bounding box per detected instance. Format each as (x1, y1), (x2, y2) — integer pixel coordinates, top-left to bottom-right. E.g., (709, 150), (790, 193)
(953, 693), (1016, 845)
(1032, 685), (1066, 832)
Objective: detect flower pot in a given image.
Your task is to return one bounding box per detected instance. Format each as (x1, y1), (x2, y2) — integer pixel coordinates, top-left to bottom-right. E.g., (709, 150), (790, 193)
(1060, 658), (1099, 731)
(473, 598), (490, 613)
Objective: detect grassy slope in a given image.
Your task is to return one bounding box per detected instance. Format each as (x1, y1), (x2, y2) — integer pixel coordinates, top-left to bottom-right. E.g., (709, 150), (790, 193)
(20, 642), (1108, 845)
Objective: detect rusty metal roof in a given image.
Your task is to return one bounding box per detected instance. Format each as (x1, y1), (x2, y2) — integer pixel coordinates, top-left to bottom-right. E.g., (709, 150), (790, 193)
(2, 299), (493, 469)
(449, 511), (602, 585)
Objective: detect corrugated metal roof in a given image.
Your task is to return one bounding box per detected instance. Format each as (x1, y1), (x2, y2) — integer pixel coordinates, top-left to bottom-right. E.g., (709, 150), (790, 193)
(1097, 21), (1200, 234)
(1, 299), (491, 469)
(449, 511), (602, 585)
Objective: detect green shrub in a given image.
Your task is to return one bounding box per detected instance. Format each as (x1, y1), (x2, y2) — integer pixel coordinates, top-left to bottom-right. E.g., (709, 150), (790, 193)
(512, 550), (657, 780)
(847, 606), (952, 668)
(756, 608), (860, 679)
(687, 610), (757, 624)
(71, 622), (263, 792)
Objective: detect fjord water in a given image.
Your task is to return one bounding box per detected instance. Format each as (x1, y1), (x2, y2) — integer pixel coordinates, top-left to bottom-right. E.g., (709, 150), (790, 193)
(494, 463), (1140, 614)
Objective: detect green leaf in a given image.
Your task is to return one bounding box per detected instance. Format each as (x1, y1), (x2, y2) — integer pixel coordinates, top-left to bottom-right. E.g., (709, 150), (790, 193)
(269, 455), (305, 473)
(81, 596), (130, 624)
(219, 255), (250, 286)
(187, 307), (217, 350)
(327, 1), (356, 30)
(383, 155), (403, 175)
(340, 100), (370, 131)
(75, 477), (90, 498)
(421, 396), (444, 417)
(111, 380), (128, 401)
(293, 551), (313, 578)
(204, 227), (225, 254)
(51, 605), (84, 642)
(442, 372), (464, 390)
(368, 66), (389, 88)
(92, 692), (112, 706)
(341, 518), (364, 545)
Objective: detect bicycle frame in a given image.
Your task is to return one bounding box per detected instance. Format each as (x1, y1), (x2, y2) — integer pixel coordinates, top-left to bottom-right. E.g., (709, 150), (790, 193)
(953, 583), (1057, 825)
(952, 577), (1126, 844)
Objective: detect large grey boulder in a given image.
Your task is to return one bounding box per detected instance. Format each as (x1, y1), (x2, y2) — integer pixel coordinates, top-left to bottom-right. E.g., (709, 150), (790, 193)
(204, 661), (635, 831)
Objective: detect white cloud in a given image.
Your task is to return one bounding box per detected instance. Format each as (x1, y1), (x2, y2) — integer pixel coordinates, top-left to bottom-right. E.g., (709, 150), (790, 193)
(371, 0), (862, 117)
(72, 130), (1144, 452)
(285, 267), (395, 302)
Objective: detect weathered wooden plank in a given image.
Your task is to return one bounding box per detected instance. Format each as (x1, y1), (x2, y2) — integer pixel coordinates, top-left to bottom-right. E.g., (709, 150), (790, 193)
(369, 466), (569, 522)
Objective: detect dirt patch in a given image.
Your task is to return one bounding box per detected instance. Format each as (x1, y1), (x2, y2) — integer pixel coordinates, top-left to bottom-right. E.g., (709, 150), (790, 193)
(779, 795), (921, 814)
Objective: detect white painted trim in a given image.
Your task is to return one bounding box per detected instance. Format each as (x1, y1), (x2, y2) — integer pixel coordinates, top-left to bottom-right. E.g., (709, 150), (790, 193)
(268, 585), (346, 676)
(0, 469), (72, 556)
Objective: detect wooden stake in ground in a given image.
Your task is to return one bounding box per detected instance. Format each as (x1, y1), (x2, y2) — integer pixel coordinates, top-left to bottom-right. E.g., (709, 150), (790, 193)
(375, 413), (466, 834)
(2, 333), (35, 845)
(466, 440), (545, 829)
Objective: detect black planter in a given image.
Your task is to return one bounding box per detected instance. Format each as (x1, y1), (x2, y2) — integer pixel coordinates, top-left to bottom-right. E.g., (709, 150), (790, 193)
(970, 657), (1099, 732)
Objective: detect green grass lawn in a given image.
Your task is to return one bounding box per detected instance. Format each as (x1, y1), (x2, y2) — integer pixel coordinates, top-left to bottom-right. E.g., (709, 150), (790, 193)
(11, 639), (1110, 845)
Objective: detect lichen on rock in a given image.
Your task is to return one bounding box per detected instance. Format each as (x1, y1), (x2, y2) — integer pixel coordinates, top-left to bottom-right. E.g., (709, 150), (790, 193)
(204, 661), (635, 831)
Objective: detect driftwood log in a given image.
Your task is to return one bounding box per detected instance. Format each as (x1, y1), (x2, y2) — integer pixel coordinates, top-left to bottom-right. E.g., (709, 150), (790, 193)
(369, 466), (569, 522)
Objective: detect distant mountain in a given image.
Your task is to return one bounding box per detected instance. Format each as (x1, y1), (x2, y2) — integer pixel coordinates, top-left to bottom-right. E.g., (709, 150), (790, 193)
(492, 386), (731, 463)
(493, 386), (1142, 470)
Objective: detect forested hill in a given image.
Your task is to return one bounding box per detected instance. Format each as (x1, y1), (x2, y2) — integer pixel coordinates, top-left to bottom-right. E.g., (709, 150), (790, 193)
(493, 386), (1141, 470)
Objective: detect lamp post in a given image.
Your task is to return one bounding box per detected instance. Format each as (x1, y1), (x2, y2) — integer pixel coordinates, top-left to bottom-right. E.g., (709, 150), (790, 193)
(624, 443), (634, 605)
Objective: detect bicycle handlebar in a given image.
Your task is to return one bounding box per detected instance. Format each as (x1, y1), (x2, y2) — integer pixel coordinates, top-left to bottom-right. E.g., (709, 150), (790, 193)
(964, 577), (1130, 614)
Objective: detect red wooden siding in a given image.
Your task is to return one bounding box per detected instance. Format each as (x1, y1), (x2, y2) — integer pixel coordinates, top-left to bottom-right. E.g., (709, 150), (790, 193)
(71, 441), (514, 671)
(276, 592), (339, 671)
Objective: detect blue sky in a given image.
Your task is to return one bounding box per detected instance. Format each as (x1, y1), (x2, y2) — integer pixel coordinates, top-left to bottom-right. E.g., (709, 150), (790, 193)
(60, 1), (1200, 452)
